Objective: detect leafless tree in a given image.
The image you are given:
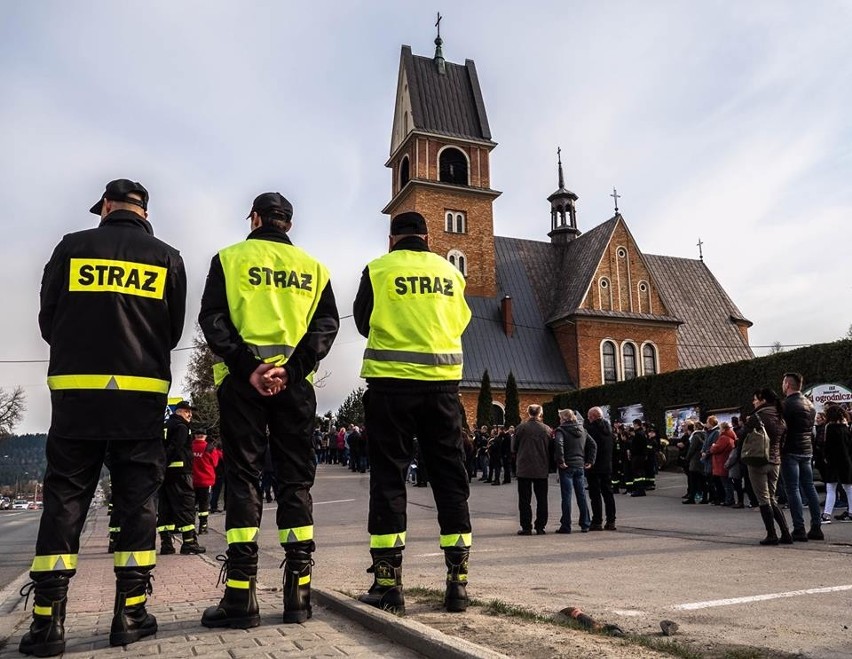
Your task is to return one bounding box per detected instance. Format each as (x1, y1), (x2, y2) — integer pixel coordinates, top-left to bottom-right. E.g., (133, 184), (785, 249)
(0, 386), (26, 437)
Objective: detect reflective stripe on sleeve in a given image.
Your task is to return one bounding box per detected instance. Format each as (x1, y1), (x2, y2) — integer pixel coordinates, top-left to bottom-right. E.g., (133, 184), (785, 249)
(47, 374), (169, 394)
(370, 532), (406, 549)
(167, 461), (184, 468)
(156, 524), (175, 533)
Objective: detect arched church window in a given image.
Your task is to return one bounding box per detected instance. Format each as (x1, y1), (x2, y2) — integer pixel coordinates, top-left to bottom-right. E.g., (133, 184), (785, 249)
(439, 147), (469, 185)
(399, 156), (410, 189)
(447, 249), (467, 276)
(642, 343), (658, 375)
(601, 341), (618, 384)
(622, 342), (637, 380)
(599, 277), (613, 311)
(445, 210), (466, 233)
(637, 280), (650, 313)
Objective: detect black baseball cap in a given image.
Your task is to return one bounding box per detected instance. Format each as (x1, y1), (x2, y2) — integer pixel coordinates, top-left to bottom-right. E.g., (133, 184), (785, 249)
(390, 211), (428, 236)
(89, 179), (149, 215)
(247, 192), (293, 221)
(175, 400), (196, 411)
(193, 427), (208, 436)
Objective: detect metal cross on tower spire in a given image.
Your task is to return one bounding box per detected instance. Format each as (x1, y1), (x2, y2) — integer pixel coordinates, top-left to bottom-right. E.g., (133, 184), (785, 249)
(697, 238), (704, 261)
(610, 187), (621, 213)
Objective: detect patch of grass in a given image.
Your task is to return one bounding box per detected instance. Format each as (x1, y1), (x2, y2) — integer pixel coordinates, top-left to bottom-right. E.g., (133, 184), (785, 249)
(404, 589), (707, 659)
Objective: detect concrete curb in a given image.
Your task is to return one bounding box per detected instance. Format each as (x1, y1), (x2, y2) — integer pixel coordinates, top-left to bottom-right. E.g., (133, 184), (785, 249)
(313, 587), (509, 659)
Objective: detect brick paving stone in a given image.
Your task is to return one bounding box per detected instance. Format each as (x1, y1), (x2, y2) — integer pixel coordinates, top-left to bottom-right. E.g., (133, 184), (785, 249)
(4, 511), (429, 659)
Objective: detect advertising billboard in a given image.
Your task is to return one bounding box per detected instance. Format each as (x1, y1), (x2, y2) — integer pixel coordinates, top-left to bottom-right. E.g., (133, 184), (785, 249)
(617, 403), (645, 425)
(664, 403), (700, 438)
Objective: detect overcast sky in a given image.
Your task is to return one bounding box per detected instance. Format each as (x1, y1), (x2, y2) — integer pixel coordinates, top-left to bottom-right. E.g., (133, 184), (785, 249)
(2, 1), (850, 434)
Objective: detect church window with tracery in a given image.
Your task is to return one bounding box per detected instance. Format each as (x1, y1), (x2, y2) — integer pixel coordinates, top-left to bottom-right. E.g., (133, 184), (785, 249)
(601, 340), (618, 384)
(622, 342), (638, 380)
(447, 249), (467, 276)
(445, 210), (466, 234)
(642, 343), (658, 375)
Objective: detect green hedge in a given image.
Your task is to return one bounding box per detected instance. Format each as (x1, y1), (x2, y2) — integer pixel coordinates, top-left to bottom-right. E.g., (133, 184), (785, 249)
(544, 340), (852, 433)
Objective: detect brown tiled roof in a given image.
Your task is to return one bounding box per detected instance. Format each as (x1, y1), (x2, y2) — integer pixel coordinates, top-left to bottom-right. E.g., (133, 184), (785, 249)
(461, 237), (571, 391)
(545, 217), (619, 323)
(644, 255), (754, 368)
(402, 46), (492, 141)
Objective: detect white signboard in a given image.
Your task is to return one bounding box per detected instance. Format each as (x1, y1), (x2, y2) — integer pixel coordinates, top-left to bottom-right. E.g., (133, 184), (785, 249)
(804, 383), (852, 414)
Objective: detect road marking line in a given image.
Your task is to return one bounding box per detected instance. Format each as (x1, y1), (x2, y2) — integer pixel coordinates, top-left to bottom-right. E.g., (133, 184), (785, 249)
(314, 499), (356, 505)
(673, 585), (852, 610)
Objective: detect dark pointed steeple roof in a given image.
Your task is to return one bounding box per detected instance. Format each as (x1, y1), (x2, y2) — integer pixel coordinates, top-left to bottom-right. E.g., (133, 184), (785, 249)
(399, 45), (492, 141)
(547, 147), (578, 203)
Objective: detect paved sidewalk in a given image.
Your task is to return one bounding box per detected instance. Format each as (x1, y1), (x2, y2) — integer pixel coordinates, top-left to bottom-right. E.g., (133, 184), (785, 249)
(1, 511), (423, 658)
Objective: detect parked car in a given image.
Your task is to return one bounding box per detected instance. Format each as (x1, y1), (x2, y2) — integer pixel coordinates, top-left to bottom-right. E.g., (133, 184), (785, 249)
(12, 499), (30, 510)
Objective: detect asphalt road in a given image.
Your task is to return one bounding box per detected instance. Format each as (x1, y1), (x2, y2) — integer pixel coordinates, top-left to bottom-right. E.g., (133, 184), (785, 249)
(4, 467), (850, 657)
(198, 465), (852, 658)
(0, 510), (41, 593)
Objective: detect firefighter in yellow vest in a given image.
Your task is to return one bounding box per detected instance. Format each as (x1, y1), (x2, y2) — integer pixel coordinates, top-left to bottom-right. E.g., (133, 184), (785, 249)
(22, 179), (186, 655)
(353, 212), (473, 614)
(198, 192), (339, 628)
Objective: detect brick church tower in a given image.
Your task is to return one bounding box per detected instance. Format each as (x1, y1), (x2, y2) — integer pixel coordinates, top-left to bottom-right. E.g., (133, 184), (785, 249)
(382, 34), (501, 297)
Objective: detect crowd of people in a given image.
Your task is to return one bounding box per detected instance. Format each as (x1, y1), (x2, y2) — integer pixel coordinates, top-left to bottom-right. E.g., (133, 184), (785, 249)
(673, 373), (851, 544)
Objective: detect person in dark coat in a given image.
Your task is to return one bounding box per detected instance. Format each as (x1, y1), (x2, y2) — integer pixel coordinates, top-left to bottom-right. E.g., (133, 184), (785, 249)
(683, 422), (706, 504)
(585, 407), (616, 530)
(822, 405), (852, 522)
(628, 420), (648, 497)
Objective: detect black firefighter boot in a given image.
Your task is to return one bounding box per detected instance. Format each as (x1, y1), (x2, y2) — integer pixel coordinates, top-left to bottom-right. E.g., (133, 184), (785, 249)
(758, 504), (779, 545)
(160, 531), (175, 555)
(282, 542), (314, 623)
(771, 502), (794, 544)
(180, 530), (206, 555)
(201, 555), (261, 629)
(358, 549), (405, 614)
(109, 568), (158, 647)
(198, 516), (209, 535)
(444, 547), (470, 612)
(19, 573), (70, 657)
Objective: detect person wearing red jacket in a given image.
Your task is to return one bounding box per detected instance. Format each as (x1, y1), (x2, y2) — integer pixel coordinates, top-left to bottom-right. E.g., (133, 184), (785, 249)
(192, 429), (222, 535)
(710, 423), (736, 506)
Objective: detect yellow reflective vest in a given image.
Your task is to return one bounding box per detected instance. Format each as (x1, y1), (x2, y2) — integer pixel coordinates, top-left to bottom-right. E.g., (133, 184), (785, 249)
(213, 238), (331, 386)
(360, 249), (471, 381)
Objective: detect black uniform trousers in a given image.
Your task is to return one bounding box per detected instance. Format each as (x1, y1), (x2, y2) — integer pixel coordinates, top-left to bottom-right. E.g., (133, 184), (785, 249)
(34, 434), (164, 575)
(157, 470), (195, 534)
(364, 388), (471, 543)
(218, 375), (317, 563)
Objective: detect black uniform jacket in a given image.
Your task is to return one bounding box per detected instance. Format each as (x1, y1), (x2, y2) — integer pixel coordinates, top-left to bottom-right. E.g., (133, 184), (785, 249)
(198, 225), (339, 385)
(39, 210), (187, 440)
(164, 413), (193, 472)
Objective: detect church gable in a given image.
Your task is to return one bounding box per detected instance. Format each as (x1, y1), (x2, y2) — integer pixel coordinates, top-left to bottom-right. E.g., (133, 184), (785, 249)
(580, 216), (672, 318)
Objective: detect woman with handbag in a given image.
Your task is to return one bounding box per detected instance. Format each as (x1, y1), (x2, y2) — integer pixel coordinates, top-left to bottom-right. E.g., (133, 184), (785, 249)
(821, 405), (852, 522)
(744, 389), (792, 545)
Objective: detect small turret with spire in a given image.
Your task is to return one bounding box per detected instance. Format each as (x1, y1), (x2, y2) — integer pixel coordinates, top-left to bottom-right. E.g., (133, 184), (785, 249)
(434, 12), (446, 75)
(547, 147), (580, 245)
